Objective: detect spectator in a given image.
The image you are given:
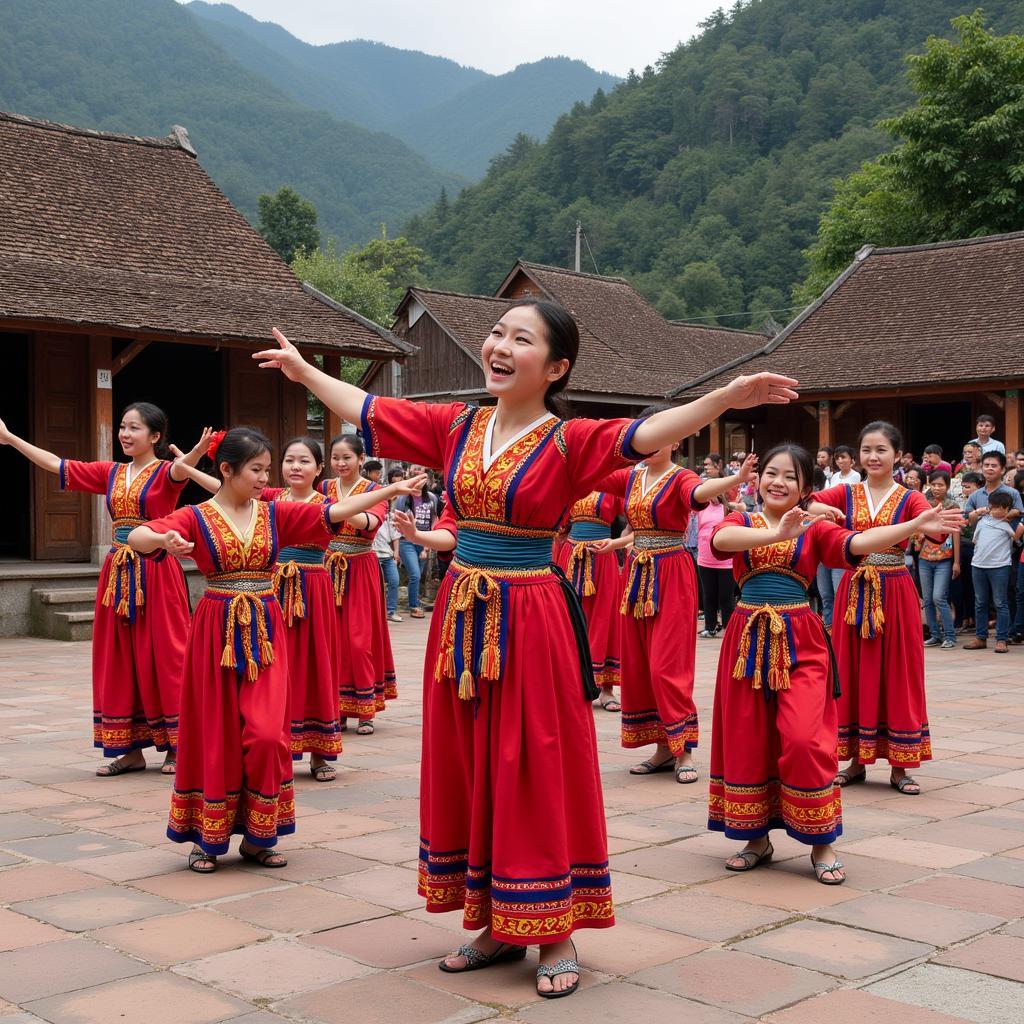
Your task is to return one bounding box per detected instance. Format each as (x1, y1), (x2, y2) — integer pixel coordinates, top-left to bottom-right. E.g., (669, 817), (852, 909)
(373, 503), (403, 622)
(895, 451), (916, 484)
(363, 459), (383, 483)
(696, 488), (739, 638)
(903, 466), (926, 592)
(816, 447), (834, 479)
(922, 444), (953, 475)
(1005, 448), (1024, 486)
(903, 466), (925, 492)
(829, 445), (861, 485)
(394, 464), (439, 619)
(953, 471), (983, 634)
(970, 414), (1005, 455)
(952, 442), (983, 505)
(920, 471), (960, 650)
(963, 490), (1024, 653)
(387, 466), (406, 484)
(965, 452), (1024, 525)
(703, 452), (725, 478)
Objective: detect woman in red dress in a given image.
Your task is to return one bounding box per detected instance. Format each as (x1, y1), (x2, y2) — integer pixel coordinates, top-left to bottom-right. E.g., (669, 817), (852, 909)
(0, 405), (209, 775)
(809, 422), (938, 795)
(599, 433), (756, 784)
(256, 312), (797, 997)
(556, 491), (624, 711)
(710, 444), (960, 883)
(320, 434), (395, 736)
(127, 427), (424, 872)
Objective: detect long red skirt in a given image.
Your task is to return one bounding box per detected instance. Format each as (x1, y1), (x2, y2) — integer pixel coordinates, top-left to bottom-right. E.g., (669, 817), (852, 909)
(418, 567), (614, 945)
(709, 603), (842, 844)
(333, 553), (397, 721)
(92, 550), (188, 755)
(832, 567), (931, 767)
(280, 567), (342, 760)
(619, 549), (699, 756)
(556, 545), (622, 687)
(168, 596), (294, 855)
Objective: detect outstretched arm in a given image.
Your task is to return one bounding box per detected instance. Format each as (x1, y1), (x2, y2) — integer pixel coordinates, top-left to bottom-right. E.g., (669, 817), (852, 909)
(168, 444), (219, 494)
(0, 417), (61, 474)
(327, 475), (427, 524)
(168, 428), (214, 483)
(713, 507), (825, 552)
(128, 526), (194, 557)
(849, 504), (963, 556)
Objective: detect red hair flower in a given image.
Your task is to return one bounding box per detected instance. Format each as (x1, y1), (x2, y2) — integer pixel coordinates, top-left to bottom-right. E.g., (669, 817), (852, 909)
(207, 429), (227, 462)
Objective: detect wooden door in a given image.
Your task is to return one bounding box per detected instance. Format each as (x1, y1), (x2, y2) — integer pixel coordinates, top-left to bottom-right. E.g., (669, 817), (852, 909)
(32, 333), (91, 560)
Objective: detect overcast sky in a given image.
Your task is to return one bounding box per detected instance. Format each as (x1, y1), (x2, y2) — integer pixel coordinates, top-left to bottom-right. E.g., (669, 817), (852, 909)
(195, 0), (726, 76)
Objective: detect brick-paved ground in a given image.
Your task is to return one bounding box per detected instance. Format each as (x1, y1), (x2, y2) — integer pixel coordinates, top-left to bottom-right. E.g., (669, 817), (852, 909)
(0, 623), (1022, 1024)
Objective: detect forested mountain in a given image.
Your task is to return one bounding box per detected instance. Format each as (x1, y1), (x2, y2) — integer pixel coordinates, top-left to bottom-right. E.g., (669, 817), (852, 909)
(0, 0), (460, 245)
(187, 3), (618, 180)
(406, 0), (1024, 325)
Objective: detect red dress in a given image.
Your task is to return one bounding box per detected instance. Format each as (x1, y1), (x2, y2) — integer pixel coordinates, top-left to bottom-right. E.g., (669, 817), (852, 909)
(708, 513), (859, 844)
(59, 459), (189, 756)
(262, 488), (341, 761)
(319, 477), (397, 721)
(814, 482), (933, 767)
(556, 491), (623, 689)
(603, 465), (705, 757)
(362, 395), (646, 944)
(142, 498), (340, 855)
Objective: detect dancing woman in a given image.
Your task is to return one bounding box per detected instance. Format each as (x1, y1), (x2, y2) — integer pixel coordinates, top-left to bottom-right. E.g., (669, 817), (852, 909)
(255, 308), (796, 997)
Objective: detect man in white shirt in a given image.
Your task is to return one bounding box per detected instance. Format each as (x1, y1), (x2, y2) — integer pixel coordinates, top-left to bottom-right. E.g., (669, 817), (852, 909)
(970, 414), (1005, 455)
(827, 445), (861, 486)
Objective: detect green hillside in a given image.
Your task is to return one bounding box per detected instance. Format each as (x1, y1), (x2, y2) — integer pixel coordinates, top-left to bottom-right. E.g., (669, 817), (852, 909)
(0, 0), (461, 245)
(405, 0), (1024, 324)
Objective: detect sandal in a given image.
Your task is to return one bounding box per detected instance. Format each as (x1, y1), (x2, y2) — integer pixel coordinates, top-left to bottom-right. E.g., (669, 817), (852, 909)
(597, 695), (621, 712)
(890, 773), (920, 795)
(410, 608), (426, 619)
(310, 762), (337, 782)
(536, 941), (580, 999)
(675, 763), (699, 785)
(629, 756), (675, 775)
(811, 854), (845, 885)
(438, 942), (527, 974)
(239, 844), (288, 868)
(356, 721), (375, 736)
(726, 840), (773, 872)
(188, 848), (217, 873)
(160, 758), (176, 775)
(835, 767), (866, 787)
(96, 757), (145, 777)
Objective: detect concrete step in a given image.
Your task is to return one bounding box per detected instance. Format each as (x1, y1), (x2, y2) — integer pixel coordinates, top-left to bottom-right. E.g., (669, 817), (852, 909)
(30, 587), (97, 641)
(35, 588), (97, 606)
(49, 610), (94, 642)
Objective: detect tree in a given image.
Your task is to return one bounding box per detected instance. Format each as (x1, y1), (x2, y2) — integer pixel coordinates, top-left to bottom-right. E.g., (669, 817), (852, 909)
(347, 228), (427, 306)
(291, 242), (393, 326)
(258, 186), (320, 263)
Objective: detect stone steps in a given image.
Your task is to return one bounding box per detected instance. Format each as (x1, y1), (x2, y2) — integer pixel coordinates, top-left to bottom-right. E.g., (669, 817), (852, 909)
(30, 587), (97, 641)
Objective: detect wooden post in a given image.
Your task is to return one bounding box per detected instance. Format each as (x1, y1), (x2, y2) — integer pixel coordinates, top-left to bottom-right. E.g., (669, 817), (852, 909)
(818, 399), (833, 450)
(88, 335), (113, 563)
(1006, 389), (1021, 453)
(323, 353), (342, 445)
(709, 417), (726, 455)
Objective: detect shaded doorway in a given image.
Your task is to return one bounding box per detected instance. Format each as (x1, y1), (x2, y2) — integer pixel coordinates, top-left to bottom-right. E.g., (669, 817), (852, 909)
(907, 399), (972, 467)
(0, 333), (30, 558)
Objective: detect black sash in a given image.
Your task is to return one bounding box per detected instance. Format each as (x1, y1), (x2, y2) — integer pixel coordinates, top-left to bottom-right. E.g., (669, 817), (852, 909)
(552, 565), (600, 701)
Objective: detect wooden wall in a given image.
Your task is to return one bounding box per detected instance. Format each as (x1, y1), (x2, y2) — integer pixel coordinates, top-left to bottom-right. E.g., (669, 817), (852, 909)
(399, 317), (480, 397)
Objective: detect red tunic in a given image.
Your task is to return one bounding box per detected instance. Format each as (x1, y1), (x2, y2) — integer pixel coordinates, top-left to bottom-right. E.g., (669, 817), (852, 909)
(59, 459), (189, 756)
(603, 465), (706, 757)
(319, 477), (396, 721)
(262, 488), (341, 760)
(555, 491), (623, 689)
(142, 499), (340, 855)
(708, 513), (859, 844)
(814, 482), (933, 767)
(362, 395), (646, 944)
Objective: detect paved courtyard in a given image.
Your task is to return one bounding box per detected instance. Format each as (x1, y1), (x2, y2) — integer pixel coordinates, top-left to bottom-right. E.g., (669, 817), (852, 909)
(0, 625), (1021, 1024)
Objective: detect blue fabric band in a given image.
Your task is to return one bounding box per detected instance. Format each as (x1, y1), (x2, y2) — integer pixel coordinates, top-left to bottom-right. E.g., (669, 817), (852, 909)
(455, 527), (553, 569)
(568, 522), (611, 541)
(278, 546), (326, 566)
(740, 571), (808, 605)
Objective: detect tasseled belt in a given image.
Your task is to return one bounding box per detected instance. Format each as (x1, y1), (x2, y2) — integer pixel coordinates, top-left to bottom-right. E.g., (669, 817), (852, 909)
(843, 552), (906, 638)
(325, 538), (372, 605)
(620, 531), (686, 618)
(103, 520), (146, 622)
(733, 570), (810, 695)
(565, 521), (611, 598)
(436, 526), (553, 701)
(205, 571), (276, 680)
(274, 545), (327, 626)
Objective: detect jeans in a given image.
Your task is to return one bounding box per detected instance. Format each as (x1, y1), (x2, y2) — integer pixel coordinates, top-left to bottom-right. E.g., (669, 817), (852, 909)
(919, 558), (954, 642)
(379, 557), (399, 616)
(399, 539), (424, 609)
(1015, 559), (1024, 637)
(816, 564), (835, 627)
(973, 564), (1011, 642)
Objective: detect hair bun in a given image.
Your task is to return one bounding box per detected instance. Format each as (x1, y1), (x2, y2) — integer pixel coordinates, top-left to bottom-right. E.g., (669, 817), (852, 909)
(207, 430), (227, 462)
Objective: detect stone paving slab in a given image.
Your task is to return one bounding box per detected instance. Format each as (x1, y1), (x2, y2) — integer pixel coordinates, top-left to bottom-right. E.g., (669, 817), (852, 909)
(0, 631), (1021, 1022)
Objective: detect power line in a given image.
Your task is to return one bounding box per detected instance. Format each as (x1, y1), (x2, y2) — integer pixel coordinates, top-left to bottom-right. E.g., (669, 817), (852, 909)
(673, 303), (806, 323)
(582, 229), (600, 276)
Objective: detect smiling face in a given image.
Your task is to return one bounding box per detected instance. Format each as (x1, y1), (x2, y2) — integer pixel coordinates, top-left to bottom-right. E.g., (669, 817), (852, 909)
(962, 444), (981, 465)
(928, 475), (948, 501)
(222, 451), (271, 501)
(859, 431), (899, 480)
(481, 306), (569, 406)
(904, 469), (923, 491)
(282, 442), (321, 492)
(835, 451), (854, 473)
(981, 457), (1004, 485)
(331, 440), (364, 482)
(758, 452), (807, 515)
(976, 419), (994, 440)
(118, 407), (159, 459)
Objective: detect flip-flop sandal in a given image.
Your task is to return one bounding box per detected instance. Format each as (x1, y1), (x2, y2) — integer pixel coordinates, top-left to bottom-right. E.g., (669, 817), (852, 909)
(310, 762), (337, 782)
(835, 767), (866, 787)
(160, 760), (176, 775)
(726, 841), (774, 871)
(438, 942), (527, 974)
(188, 849), (217, 873)
(675, 764), (699, 784)
(598, 697), (621, 712)
(239, 845), (288, 868)
(811, 855), (845, 885)
(629, 756), (675, 775)
(890, 774), (920, 795)
(356, 721), (375, 735)
(96, 758), (146, 777)
(536, 941), (580, 999)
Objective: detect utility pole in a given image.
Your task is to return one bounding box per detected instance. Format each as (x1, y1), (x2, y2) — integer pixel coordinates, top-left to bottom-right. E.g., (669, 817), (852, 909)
(574, 221), (582, 272)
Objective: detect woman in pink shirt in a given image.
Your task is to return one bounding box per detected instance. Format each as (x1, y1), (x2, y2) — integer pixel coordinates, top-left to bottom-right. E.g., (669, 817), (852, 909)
(697, 487), (743, 637)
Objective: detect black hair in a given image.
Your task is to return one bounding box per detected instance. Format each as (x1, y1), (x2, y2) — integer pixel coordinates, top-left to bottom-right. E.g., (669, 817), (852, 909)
(923, 443), (943, 456)
(636, 403), (684, 463)
(282, 435), (324, 478)
(330, 433), (365, 458)
(982, 450), (1007, 468)
(214, 426), (272, 481)
(505, 298), (579, 417)
(963, 441), (982, 453)
(833, 444), (855, 459)
(988, 489), (1013, 510)
(705, 452), (724, 467)
(961, 471), (984, 487)
(817, 445), (834, 458)
(976, 414), (996, 427)
(387, 467), (406, 483)
(364, 460), (383, 475)
(927, 469), (951, 486)
(759, 443), (815, 507)
(121, 401), (170, 460)
(903, 465), (925, 489)
(813, 466), (828, 490)
(1013, 470), (1024, 494)
(859, 420), (902, 452)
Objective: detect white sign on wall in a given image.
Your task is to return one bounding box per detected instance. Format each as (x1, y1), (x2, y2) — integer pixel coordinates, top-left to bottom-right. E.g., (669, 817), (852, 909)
(97, 369), (112, 389)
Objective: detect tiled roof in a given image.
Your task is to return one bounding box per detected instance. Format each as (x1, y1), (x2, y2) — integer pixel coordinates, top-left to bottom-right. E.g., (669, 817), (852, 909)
(409, 288), (510, 365)
(0, 111), (408, 356)
(669, 232), (1024, 399)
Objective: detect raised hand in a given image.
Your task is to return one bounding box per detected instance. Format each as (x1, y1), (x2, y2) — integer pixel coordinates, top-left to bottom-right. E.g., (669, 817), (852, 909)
(180, 427), (214, 463)
(775, 506), (825, 542)
(253, 328), (311, 382)
(391, 473), (429, 498)
(723, 372), (799, 409)
(163, 530), (194, 557)
(736, 453), (759, 483)
(917, 505), (965, 535)
(392, 508), (418, 541)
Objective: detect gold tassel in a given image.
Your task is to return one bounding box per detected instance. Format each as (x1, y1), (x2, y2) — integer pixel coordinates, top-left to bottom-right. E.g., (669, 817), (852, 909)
(458, 670), (476, 701)
(583, 579), (596, 597)
(221, 643), (235, 668)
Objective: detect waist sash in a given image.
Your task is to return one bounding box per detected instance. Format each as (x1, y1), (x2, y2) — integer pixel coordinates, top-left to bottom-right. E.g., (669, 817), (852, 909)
(325, 539), (372, 605)
(103, 519), (146, 622)
(568, 521), (611, 541)
(621, 531), (687, 618)
(205, 571), (276, 680)
(275, 546), (327, 625)
(843, 559), (907, 638)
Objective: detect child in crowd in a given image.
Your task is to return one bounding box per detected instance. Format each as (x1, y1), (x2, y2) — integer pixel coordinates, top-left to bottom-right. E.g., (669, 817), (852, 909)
(953, 472), (983, 633)
(971, 414), (1005, 455)
(919, 471), (960, 649)
(828, 445), (861, 485)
